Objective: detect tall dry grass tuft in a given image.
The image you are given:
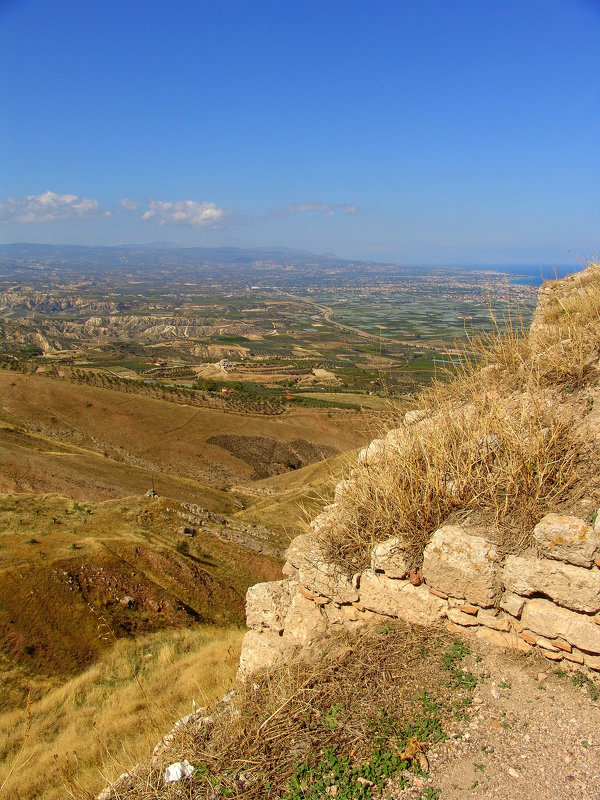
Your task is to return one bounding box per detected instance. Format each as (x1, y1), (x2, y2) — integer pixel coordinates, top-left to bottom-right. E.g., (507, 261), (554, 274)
(318, 263), (600, 572)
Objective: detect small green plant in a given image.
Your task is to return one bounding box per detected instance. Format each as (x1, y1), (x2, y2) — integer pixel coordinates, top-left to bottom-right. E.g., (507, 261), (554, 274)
(324, 703), (345, 730)
(442, 641), (477, 690)
(571, 671), (600, 701)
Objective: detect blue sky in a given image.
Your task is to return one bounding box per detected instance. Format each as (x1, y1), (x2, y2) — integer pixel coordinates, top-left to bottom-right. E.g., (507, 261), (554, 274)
(1, 0), (599, 264)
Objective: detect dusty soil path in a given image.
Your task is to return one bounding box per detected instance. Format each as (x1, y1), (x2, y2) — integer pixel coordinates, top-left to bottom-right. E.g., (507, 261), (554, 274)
(425, 642), (600, 800)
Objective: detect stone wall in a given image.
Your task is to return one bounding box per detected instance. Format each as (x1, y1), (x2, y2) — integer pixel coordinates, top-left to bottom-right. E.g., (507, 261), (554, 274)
(240, 509), (600, 677)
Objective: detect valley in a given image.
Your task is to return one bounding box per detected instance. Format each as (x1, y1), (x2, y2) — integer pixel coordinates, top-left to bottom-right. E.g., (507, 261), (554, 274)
(0, 246), (541, 799)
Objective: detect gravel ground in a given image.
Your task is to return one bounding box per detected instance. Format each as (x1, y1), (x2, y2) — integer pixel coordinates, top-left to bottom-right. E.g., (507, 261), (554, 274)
(425, 642), (600, 800)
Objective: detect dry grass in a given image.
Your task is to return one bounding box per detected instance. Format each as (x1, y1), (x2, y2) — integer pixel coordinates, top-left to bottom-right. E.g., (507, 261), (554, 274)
(318, 263), (600, 571)
(0, 626), (243, 800)
(93, 622), (473, 800)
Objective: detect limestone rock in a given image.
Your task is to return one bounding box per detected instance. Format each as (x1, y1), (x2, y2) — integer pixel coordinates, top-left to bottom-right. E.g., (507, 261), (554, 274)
(499, 591), (525, 618)
(283, 591), (328, 646)
(477, 610), (511, 631)
(359, 569), (446, 625)
(246, 579), (297, 633)
(283, 535), (358, 603)
(447, 607), (479, 627)
(533, 514), (600, 568)
(333, 479), (354, 504)
(404, 409), (427, 426)
(503, 555), (600, 613)
(357, 438), (387, 467)
(371, 537), (409, 579)
(238, 629), (291, 677)
(521, 598), (600, 654)
(422, 526), (499, 607)
(475, 627), (532, 652)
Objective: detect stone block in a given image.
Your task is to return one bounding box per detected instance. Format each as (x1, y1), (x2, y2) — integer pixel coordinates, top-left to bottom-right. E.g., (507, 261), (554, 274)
(237, 630), (290, 677)
(284, 535), (358, 603)
(475, 626), (531, 652)
(447, 608), (479, 626)
(477, 610), (511, 631)
(371, 537), (409, 579)
(246, 579), (296, 633)
(499, 591), (525, 618)
(422, 525), (499, 607)
(359, 569), (447, 626)
(533, 514), (600, 568)
(584, 654), (600, 671)
(283, 592), (328, 646)
(503, 555), (600, 613)
(521, 598), (600, 654)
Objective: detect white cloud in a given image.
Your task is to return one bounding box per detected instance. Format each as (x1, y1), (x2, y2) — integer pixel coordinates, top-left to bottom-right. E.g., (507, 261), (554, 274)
(0, 190), (101, 223)
(142, 199), (228, 228)
(119, 198), (141, 211)
(272, 201), (358, 218)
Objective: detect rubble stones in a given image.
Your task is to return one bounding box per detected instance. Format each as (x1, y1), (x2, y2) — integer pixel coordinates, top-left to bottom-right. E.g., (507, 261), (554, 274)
(422, 526), (499, 607)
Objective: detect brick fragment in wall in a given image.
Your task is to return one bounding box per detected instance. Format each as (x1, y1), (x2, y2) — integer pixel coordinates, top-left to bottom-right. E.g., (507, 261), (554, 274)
(553, 639), (572, 653)
(563, 649), (585, 665)
(503, 555), (600, 613)
(422, 525), (499, 607)
(542, 650), (564, 662)
(429, 587), (448, 600)
(521, 598), (600, 654)
(520, 631), (537, 646)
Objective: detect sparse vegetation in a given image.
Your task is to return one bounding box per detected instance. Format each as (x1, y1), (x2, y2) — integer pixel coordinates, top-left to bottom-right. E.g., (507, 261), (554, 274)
(93, 624), (475, 800)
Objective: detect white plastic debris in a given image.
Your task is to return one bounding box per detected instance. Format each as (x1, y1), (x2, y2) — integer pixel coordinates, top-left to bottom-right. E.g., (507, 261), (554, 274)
(164, 760), (194, 783)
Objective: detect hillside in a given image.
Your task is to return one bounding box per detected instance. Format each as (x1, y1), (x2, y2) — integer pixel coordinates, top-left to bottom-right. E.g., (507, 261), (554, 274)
(89, 263), (600, 800)
(0, 366), (379, 800)
(0, 371), (368, 493)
